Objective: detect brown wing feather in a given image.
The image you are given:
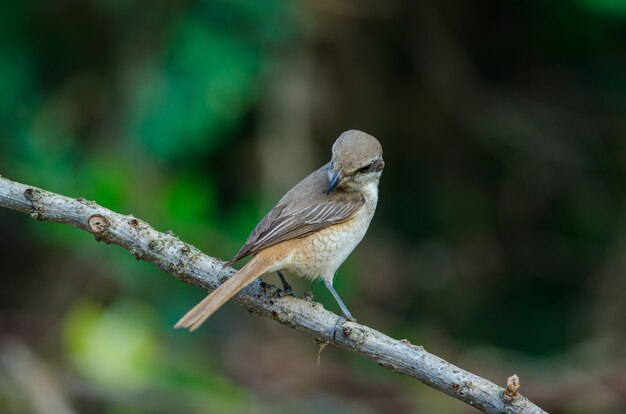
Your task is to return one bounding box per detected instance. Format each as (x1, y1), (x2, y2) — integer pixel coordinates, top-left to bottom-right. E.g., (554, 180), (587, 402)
(230, 196), (364, 263)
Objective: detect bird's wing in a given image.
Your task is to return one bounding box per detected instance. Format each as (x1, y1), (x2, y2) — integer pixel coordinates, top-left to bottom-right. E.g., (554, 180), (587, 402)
(229, 195), (365, 263)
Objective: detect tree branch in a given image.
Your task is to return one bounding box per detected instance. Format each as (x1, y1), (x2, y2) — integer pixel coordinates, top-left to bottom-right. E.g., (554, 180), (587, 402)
(0, 176), (547, 414)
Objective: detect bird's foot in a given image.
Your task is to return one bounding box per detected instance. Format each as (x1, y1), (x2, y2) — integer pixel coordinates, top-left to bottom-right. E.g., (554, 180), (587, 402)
(277, 286), (294, 297)
(276, 271), (294, 297)
(332, 314), (357, 340)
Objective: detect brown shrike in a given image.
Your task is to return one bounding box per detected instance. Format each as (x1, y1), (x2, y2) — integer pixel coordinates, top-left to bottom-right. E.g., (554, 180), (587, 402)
(175, 130), (384, 332)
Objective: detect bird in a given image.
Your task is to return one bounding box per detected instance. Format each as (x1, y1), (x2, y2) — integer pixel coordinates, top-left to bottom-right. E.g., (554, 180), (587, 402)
(174, 130), (384, 332)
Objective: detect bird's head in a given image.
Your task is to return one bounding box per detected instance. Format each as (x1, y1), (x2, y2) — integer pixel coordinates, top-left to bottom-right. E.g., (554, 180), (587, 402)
(327, 130), (384, 194)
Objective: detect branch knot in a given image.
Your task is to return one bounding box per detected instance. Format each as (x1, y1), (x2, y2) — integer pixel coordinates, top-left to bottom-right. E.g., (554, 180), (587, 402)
(24, 188), (45, 220)
(88, 214), (110, 235)
(503, 374), (520, 402)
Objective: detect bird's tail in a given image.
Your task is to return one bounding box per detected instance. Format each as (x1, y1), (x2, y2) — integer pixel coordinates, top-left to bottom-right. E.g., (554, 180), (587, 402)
(174, 255), (271, 331)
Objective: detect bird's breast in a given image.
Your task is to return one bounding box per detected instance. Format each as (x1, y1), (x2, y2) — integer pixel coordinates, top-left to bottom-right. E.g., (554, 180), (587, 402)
(284, 185), (378, 282)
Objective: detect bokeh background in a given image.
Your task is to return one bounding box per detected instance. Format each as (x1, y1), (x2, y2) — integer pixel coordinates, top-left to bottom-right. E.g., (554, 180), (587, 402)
(1, 1), (626, 413)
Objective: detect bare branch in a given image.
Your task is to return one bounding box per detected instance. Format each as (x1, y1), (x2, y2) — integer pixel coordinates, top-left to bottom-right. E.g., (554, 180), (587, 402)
(0, 176), (547, 414)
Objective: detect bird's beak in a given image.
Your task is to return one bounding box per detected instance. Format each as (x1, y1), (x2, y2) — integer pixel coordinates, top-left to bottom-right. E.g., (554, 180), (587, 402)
(327, 170), (342, 194)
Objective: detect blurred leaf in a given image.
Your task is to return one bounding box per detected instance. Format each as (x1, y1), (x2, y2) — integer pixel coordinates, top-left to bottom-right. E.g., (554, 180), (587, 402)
(62, 299), (160, 392)
(127, 17), (261, 161)
(79, 154), (134, 212)
(164, 172), (216, 225)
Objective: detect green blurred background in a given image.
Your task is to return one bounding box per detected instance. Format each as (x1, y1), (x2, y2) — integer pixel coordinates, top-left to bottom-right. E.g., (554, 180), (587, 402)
(1, 1), (626, 413)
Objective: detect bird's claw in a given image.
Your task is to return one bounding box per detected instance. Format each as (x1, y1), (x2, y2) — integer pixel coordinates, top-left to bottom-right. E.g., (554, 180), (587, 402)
(332, 314), (357, 340)
(277, 287), (294, 297)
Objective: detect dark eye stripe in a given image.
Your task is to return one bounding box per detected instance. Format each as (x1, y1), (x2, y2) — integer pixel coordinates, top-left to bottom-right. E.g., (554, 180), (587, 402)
(358, 162), (374, 173)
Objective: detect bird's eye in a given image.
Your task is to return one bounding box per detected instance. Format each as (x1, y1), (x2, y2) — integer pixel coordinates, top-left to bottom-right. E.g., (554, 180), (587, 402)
(358, 162), (374, 173)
